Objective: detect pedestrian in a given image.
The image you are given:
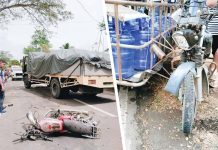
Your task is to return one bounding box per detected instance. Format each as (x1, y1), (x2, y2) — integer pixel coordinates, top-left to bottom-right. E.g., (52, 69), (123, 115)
(0, 59), (6, 113)
(206, 0), (218, 87)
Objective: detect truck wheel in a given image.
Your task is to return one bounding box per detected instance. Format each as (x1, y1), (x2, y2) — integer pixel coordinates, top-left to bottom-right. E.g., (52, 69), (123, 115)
(182, 71), (197, 134)
(50, 78), (62, 99)
(23, 75), (31, 89)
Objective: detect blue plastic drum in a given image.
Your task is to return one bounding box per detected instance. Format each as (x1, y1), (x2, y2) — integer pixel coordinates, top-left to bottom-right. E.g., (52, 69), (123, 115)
(112, 34), (135, 79)
(134, 30), (151, 70)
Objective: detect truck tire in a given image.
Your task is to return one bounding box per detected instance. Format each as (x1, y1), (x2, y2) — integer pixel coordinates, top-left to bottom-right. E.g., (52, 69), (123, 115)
(182, 71), (197, 134)
(23, 75), (31, 89)
(50, 78), (62, 99)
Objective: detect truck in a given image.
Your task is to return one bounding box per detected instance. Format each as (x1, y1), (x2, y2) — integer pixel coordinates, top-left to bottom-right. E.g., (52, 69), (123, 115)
(22, 49), (114, 99)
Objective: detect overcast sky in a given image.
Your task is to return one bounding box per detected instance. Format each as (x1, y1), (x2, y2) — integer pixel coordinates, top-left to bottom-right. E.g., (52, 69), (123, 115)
(0, 0), (109, 60)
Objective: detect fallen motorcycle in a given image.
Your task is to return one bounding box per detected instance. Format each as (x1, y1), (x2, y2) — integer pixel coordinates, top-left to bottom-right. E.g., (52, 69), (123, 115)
(13, 109), (100, 142)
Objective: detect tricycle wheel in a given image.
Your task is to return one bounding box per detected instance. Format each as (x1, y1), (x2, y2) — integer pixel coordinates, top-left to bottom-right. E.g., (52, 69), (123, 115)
(182, 71), (197, 134)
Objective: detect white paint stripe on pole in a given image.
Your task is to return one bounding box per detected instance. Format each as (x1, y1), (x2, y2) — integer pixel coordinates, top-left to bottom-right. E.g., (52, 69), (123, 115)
(73, 99), (117, 118)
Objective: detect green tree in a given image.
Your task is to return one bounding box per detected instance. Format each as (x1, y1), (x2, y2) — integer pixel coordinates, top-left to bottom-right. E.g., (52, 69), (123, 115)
(23, 46), (37, 55)
(63, 43), (70, 49)
(60, 43), (74, 49)
(9, 59), (20, 67)
(0, 51), (12, 63)
(98, 20), (106, 31)
(0, 0), (72, 29)
(23, 29), (52, 54)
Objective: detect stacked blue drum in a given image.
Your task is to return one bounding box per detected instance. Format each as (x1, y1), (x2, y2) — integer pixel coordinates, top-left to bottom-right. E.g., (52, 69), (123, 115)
(111, 34), (135, 79)
(108, 16), (136, 79)
(132, 18), (151, 71)
(108, 14), (161, 78)
(108, 16), (159, 78)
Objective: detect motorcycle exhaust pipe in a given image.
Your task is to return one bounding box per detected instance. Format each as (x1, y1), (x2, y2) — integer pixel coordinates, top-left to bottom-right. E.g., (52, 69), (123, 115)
(63, 119), (98, 137)
(151, 43), (166, 59)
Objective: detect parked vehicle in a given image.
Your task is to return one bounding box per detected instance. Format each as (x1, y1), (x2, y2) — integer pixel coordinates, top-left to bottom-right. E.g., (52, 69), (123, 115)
(22, 49), (114, 98)
(11, 65), (23, 81)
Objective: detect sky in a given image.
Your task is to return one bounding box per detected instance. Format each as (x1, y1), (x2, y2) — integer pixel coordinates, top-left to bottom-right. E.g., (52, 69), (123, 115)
(0, 0), (109, 60)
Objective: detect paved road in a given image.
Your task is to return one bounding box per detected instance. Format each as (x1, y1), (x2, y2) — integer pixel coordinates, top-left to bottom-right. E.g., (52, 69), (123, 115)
(0, 80), (122, 150)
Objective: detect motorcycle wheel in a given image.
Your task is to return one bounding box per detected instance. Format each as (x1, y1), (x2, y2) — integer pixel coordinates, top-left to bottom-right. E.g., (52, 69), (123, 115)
(182, 71), (197, 134)
(63, 119), (93, 135)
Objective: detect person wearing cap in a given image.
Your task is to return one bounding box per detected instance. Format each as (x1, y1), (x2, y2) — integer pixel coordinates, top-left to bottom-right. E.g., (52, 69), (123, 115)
(0, 59), (6, 113)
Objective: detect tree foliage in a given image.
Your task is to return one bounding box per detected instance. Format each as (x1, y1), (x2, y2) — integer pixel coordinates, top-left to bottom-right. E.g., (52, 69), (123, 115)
(23, 29), (51, 54)
(62, 43), (70, 49)
(0, 0), (72, 28)
(98, 20), (106, 31)
(60, 42), (74, 49)
(8, 59), (20, 67)
(0, 51), (12, 63)
(23, 46), (38, 55)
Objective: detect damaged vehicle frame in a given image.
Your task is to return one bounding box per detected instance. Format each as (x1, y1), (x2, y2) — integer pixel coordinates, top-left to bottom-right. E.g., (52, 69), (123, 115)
(106, 0), (216, 134)
(22, 49), (114, 98)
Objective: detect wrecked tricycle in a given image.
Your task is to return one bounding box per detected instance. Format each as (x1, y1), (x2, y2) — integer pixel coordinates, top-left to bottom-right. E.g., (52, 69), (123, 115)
(165, 1), (217, 134)
(106, 0), (217, 134)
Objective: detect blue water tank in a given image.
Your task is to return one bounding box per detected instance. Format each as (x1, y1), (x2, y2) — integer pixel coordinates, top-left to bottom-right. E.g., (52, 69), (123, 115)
(134, 29), (151, 70)
(112, 34), (135, 79)
(124, 19), (139, 31)
(137, 17), (149, 30)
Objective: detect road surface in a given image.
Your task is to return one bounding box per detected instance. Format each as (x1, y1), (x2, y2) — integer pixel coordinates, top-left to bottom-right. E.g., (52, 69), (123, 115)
(0, 80), (123, 150)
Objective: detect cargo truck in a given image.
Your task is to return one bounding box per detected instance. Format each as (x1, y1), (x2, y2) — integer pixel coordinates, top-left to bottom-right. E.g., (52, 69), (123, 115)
(22, 49), (114, 98)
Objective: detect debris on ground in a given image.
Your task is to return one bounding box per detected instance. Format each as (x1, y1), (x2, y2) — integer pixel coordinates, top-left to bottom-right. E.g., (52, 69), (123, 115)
(134, 75), (218, 149)
(13, 125), (52, 143)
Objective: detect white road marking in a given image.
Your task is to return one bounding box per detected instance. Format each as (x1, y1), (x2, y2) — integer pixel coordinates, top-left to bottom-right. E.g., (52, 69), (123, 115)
(73, 99), (117, 118)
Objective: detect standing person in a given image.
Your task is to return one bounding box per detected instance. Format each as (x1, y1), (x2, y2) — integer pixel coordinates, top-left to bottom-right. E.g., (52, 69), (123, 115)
(206, 0), (218, 87)
(0, 59), (6, 113)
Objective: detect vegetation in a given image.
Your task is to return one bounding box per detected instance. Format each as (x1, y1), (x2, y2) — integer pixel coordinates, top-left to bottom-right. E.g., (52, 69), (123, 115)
(61, 43), (75, 49)
(98, 20), (106, 31)
(23, 29), (52, 54)
(0, 51), (12, 63)
(0, 0), (72, 29)
(8, 59), (20, 67)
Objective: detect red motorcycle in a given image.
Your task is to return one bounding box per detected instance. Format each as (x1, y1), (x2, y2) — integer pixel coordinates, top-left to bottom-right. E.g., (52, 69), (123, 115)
(14, 109), (99, 142)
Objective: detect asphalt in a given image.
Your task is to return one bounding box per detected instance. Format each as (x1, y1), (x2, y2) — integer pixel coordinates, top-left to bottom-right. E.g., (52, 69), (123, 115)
(0, 80), (123, 150)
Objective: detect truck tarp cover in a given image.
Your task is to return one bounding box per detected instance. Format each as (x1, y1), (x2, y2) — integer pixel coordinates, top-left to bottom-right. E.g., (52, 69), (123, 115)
(27, 49), (111, 78)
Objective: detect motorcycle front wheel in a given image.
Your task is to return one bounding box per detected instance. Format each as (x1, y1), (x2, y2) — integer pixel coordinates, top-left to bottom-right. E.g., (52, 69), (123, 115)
(181, 71), (197, 134)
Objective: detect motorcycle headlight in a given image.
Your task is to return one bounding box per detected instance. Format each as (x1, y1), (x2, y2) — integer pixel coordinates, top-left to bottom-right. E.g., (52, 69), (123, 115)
(172, 31), (190, 50)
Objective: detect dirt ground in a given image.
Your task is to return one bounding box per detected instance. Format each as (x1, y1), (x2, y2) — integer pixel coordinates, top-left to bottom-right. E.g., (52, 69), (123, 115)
(122, 75), (218, 150)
